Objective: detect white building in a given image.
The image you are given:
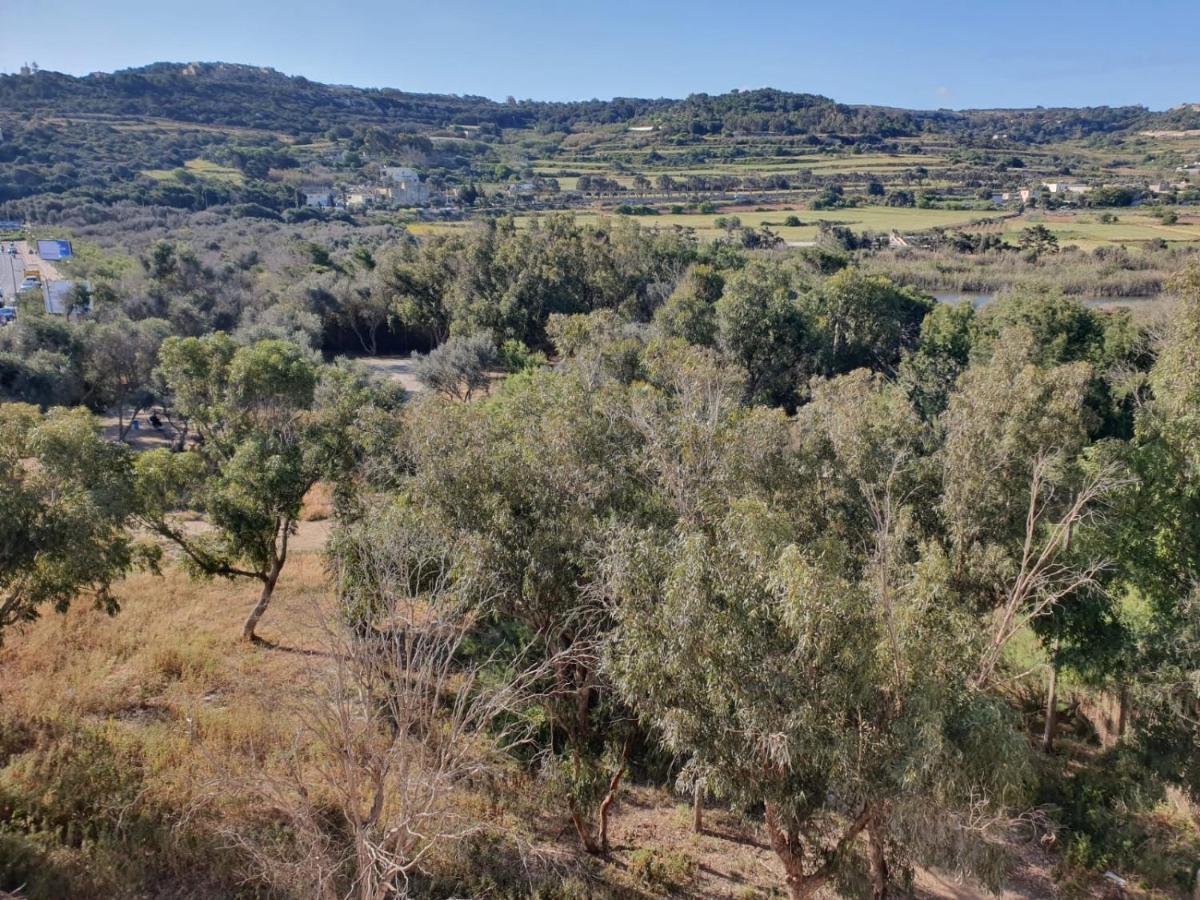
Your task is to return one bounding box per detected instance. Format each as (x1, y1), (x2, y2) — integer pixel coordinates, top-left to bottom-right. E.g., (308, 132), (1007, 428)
(1042, 182), (1091, 195)
(382, 166), (429, 205)
(346, 186), (394, 209)
(300, 185), (334, 208)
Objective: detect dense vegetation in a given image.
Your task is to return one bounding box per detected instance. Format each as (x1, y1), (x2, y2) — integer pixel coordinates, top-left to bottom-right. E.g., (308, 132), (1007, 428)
(3, 64), (1182, 141)
(2, 61), (1200, 900)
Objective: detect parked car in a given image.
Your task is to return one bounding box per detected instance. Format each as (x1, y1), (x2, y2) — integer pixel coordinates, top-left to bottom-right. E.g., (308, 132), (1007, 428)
(0, 307), (16, 324)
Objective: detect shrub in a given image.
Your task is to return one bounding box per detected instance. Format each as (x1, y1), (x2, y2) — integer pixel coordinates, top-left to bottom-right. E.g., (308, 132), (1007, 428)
(627, 847), (697, 892)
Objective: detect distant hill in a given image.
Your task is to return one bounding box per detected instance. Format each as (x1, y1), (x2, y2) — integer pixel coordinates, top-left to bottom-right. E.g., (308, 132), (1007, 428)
(0, 61), (1185, 142)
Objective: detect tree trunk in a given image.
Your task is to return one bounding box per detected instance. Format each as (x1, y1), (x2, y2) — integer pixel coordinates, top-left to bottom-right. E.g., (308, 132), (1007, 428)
(242, 572), (279, 642)
(868, 824), (890, 900)
(1042, 654), (1059, 754)
(597, 740), (630, 855)
(692, 781), (704, 834)
(243, 524), (289, 642)
(575, 664), (594, 743)
(570, 809), (600, 854)
(1117, 684), (1130, 741)
(764, 801), (826, 900)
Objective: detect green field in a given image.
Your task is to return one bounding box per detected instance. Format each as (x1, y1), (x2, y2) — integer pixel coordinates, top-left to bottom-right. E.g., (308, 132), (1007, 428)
(141, 157), (245, 184)
(973, 211), (1200, 249)
(409, 207), (1011, 242)
(532, 152), (944, 187)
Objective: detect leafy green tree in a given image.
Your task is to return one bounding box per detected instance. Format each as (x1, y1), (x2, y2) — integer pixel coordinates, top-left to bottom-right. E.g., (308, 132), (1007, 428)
(715, 259), (810, 405)
(376, 239), (455, 344)
(83, 315), (172, 439)
(400, 366), (647, 852)
(0, 404), (151, 645)
(608, 370), (1030, 899)
(1018, 224), (1059, 257)
(333, 270), (391, 356)
(940, 327), (1125, 748)
(977, 289), (1151, 438)
(1108, 267), (1200, 797)
(898, 300), (978, 420)
(652, 263), (724, 347)
(805, 268), (933, 375)
(135, 335), (357, 641)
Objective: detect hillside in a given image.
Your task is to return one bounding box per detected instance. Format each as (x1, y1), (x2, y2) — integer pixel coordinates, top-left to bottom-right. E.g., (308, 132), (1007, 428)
(1, 61), (1187, 141)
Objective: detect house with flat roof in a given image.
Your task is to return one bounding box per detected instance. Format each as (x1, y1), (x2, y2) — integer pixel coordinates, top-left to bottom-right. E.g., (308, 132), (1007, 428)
(300, 185), (334, 208)
(1042, 182), (1091, 195)
(383, 166), (429, 205)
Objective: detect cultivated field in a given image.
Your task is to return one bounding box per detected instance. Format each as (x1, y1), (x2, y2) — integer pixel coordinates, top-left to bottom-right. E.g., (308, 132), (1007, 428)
(973, 210), (1200, 249)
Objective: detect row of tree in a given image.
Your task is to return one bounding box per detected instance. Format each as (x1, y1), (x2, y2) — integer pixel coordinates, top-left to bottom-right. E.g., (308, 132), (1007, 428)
(4, 244), (1199, 897)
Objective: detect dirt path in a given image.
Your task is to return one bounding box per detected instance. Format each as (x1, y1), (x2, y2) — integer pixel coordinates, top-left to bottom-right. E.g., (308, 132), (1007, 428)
(355, 354), (426, 392)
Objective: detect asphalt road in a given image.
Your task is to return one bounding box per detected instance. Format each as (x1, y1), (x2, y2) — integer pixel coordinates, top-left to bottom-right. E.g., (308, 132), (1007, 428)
(0, 240), (65, 309)
(0, 243), (21, 304)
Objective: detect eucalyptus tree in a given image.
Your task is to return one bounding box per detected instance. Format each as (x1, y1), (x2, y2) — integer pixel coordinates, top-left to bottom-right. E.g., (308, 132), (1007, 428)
(1105, 266), (1200, 803)
(0, 404), (152, 645)
(135, 335), (383, 641)
(715, 258), (811, 406)
(652, 263), (724, 347)
(939, 325), (1127, 749)
(608, 366), (1032, 899)
(803, 268), (933, 376)
(399, 359), (648, 852)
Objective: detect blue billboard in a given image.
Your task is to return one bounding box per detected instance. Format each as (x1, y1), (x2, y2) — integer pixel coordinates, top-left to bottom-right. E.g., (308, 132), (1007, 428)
(37, 240), (73, 261)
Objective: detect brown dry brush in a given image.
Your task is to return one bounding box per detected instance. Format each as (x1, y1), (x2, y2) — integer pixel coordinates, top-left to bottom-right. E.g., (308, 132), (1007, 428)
(200, 531), (555, 900)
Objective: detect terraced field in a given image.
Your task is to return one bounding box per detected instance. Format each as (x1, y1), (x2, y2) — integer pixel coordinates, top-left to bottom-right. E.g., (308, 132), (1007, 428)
(972, 211), (1200, 249)
(409, 206), (1012, 242)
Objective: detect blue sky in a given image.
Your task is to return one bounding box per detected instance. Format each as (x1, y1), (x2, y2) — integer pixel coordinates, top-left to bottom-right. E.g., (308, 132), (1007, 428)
(2, 0), (1198, 110)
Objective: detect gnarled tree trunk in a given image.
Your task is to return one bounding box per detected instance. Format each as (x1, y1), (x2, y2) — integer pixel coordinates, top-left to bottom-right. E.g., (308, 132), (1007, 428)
(868, 822), (890, 900)
(242, 522), (289, 642)
(1042, 648), (1060, 753)
(764, 800), (874, 900)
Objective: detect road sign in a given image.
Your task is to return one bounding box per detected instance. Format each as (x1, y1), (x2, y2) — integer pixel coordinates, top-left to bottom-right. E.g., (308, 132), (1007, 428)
(37, 239), (73, 260)
(43, 280), (88, 315)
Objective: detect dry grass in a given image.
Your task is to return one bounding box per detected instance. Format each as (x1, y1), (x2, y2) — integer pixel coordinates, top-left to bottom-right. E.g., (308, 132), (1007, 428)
(0, 556), (336, 897)
(301, 481), (334, 521)
(0, 551), (1176, 899)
